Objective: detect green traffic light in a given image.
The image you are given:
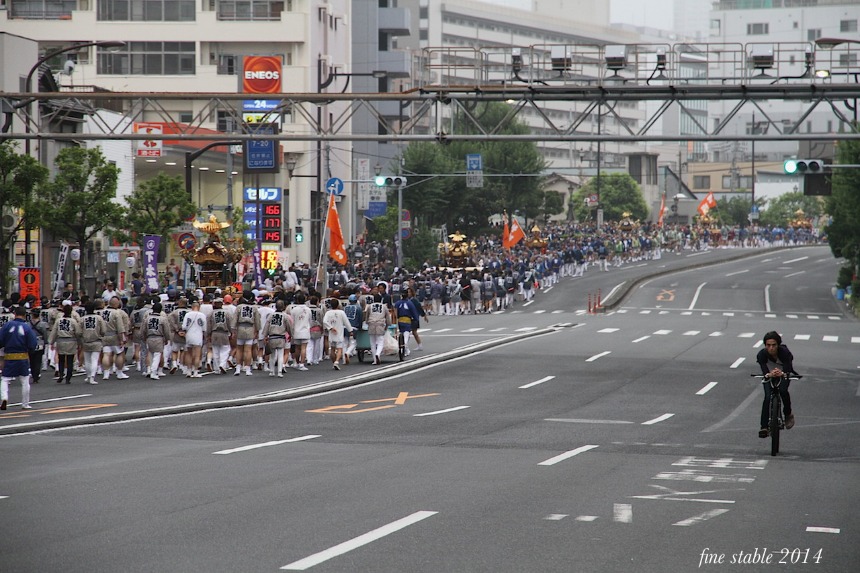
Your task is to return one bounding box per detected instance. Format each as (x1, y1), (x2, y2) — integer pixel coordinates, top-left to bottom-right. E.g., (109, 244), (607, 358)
(783, 159), (798, 174)
(295, 233), (304, 243)
(374, 176), (387, 186)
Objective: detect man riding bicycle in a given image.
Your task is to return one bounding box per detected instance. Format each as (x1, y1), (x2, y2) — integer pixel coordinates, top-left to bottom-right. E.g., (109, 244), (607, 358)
(756, 331), (796, 438)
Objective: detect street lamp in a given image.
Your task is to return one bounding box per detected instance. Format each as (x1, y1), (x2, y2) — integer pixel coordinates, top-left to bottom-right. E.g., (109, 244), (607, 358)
(22, 40), (125, 268)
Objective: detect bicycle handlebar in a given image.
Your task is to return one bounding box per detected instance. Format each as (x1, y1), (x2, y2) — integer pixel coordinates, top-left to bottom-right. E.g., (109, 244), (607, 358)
(750, 373), (803, 380)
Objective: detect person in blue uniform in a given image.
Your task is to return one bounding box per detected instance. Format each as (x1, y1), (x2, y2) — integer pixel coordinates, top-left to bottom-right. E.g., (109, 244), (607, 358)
(393, 295), (420, 357)
(0, 305), (39, 410)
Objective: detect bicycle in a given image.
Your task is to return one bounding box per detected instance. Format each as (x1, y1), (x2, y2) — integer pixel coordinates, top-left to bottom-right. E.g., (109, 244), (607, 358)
(751, 373), (802, 456)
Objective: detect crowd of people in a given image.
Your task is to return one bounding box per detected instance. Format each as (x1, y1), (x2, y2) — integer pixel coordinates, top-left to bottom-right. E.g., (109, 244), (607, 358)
(0, 219), (820, 411)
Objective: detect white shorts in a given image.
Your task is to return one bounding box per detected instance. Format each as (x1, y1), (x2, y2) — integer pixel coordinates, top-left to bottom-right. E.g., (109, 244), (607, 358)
(236, 338), (255, 346)
(102, 345), (123, 355)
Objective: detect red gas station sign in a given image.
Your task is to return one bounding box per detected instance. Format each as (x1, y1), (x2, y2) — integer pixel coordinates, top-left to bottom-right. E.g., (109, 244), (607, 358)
(242, 56), (282, 94)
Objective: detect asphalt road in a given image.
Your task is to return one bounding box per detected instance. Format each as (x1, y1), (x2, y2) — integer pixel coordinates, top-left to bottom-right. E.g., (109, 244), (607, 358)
(1, 245), (857, 573)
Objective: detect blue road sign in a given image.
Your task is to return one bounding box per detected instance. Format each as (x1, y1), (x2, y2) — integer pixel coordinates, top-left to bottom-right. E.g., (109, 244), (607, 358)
(466, 153), (482, 171)
(366, 201), (387, 218)
(244, 123), (279, 173)
(326, 177), (345, 195)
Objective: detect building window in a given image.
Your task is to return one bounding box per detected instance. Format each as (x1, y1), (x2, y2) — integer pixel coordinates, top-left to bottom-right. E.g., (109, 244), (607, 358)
(11, 0), (75, 18)
(98, 0), (195, 21)
(218, 0), (283, 21)
(840, 19), (858, 33)
(693, 175), (711, 189)
(722, 175), (752, 190)
(839, 53), (858, 67)
(746, 23), (768, 35)
(98, 42), (196, 75)
(807, 28), (821, 41)
(217, 54), (238, 75)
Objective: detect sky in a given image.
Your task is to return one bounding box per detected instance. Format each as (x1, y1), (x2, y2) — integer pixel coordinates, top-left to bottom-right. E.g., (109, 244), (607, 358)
(610, 0), (676, 30)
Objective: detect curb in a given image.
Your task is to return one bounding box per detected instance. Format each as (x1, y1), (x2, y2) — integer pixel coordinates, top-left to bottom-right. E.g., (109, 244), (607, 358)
(0, 326), (560, 436)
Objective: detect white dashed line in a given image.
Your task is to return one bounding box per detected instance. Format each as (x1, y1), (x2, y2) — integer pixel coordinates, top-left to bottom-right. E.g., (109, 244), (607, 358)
(520, 376), (556, 389)
(632, 336), (650, 343)
(794, 334), (811, 340)
(575, 515), (599, 522)
(545, 514), (568, 521)
(213, 435), (320, 455)
(613, 504), (633, 523)
(673, 509), (730, 527)
(697, 382), (718, 395)
(683, 330), (700, 336)
(586, 351), (611, 362)
(598, 328), (620, 333)
(806, 527), (840, 534)
(653, 330), (672, 335)
(738, 333), (755, 338)
(823, 336), (838, 342)
(730, 358), (746, 369)
(642, 413), (675, 425)
(414, 406), (470, 417)
(538, 445), (599, 466)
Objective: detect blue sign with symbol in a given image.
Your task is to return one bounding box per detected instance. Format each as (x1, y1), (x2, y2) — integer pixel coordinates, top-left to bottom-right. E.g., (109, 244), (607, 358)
(243, 100), (280, 111)
(466, 153), (482, 171)
(326, 177), (344, 195)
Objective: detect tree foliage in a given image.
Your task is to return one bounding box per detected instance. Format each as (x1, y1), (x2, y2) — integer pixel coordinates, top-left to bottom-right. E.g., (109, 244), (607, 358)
(758, 192), (825, 228)
(396, 102), (548, 235)
(570, 172), (648, 223)
(30, 147), (124, 290)
(0, 141), (49, 292)
(826, 136), (860, 267)
(121, 172), (197, 242)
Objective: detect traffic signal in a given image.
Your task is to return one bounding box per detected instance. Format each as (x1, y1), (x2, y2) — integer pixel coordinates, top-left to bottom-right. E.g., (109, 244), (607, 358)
(294, 225), (304, 243)
(783, 159), (823, 175)
(374, 176), (407, 187)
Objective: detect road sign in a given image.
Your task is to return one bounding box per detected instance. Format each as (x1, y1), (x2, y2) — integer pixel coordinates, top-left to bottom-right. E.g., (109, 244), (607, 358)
(466, 153), (483, 188)
(326, 177), (345, 195)
(401, 227), (412, 239)
(19, 268), (40, 301)
(401, 209), (411, 221)
(243, 123), (279, 173)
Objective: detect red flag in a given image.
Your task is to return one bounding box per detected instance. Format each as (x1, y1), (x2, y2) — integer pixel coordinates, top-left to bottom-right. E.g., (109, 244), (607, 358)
(658, 194), (666, 226)
(502, 218), (510, 248)
(697, 191), (717, 216)
(504, 218), (526, 248)
(326, 193), (347, 265)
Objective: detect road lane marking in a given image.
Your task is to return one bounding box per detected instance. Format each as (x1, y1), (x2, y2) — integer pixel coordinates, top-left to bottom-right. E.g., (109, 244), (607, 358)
(586, 351), (611, 362)
(613, 503), (633, 523)
(725, 270), (748, 277)
(213, 435), (320, 455)
(544, 514), (568, 521)
(764, 284), (772, 312)
(598, 328), (620, 333)
(738, 333), (755, 338)
(533, 309), (546, 314)
(520, 376), (555, 389)
(730, 357), (745, 369)
(783, 256), (809, 264)
(632, 336), (650, 343)
(808, 315), (820, 319)
(806, 527), (840, 534)
(642, 413), (675, 425)
(702, 388), (760, 433)
(653, 329), (672, 335)
(753, 340), (764, 348)
(20, 394), (93, 405)
(689, 282), (707, 310)
(673, 509), (729, 526)
(784, 270), (805, 278)
(545, 418), (634, 424)
(853, 337), (860, 344)
(576, 515), (599, 522)
(538, 444), (599, 466)
(683, 330), (700, 336)
(515, 327), (538, 332)
(823, 335), (838, 342)
(434, 328), (451, 333)
(281, 511), (438, 571)
(522, 300), (535, 307)
(697, 382), (718, 395)
(709, 331), (723, 337)
(462, 328), (484, 333)
(414, 406), (470, 417)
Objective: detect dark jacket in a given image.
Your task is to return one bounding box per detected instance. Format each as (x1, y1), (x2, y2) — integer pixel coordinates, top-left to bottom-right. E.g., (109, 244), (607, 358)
(756, 344), (795, 376)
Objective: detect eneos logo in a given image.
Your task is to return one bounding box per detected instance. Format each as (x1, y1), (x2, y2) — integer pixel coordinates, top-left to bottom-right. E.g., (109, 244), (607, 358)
(242, 56), (282, 94)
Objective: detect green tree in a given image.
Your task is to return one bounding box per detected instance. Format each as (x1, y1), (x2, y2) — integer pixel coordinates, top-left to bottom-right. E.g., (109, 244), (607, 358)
(397, 102), (547, 235)
(121, 173), (197, 245)
(31, 147), (124, 292)
(716, 195), (755, 227)
(571, 172), (648, 223)
(759, 192), (825, 228)
(365, 205), (437, 267)
(826, 136), (860, 269)
(0, 141), (49, 292)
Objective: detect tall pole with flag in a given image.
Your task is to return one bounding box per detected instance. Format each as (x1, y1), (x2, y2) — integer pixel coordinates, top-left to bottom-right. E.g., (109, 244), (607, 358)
(658, 193), (666, 227)
(315, 191), (347, 290)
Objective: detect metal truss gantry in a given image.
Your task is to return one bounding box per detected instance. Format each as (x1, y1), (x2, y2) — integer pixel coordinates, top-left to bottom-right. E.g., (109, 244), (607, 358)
(2, 82), (859, 144)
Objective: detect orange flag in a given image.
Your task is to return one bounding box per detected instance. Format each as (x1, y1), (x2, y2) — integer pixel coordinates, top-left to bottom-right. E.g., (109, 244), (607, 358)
(657, 194), (666, 226)
(504, 218), (526, 248)
(326, 193), (347, 265)
(697, 191), (717, 216)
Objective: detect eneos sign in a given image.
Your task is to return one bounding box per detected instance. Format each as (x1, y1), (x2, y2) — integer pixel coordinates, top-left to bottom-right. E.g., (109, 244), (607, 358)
(242, 56), (282, 94)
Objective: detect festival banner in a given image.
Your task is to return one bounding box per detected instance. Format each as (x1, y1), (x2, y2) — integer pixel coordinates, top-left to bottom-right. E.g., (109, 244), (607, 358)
(53, 242), (69, 299)
(326, 192), (348, 265)
(143, 235), (161, 293)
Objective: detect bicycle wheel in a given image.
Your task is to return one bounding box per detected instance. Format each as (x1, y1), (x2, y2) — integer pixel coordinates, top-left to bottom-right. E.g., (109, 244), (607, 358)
(769, 394), (781, 456)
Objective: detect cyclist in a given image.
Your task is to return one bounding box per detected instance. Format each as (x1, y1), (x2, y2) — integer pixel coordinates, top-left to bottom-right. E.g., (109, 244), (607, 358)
(393, 295), (420, 357)
(756, 331), (796, 438)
